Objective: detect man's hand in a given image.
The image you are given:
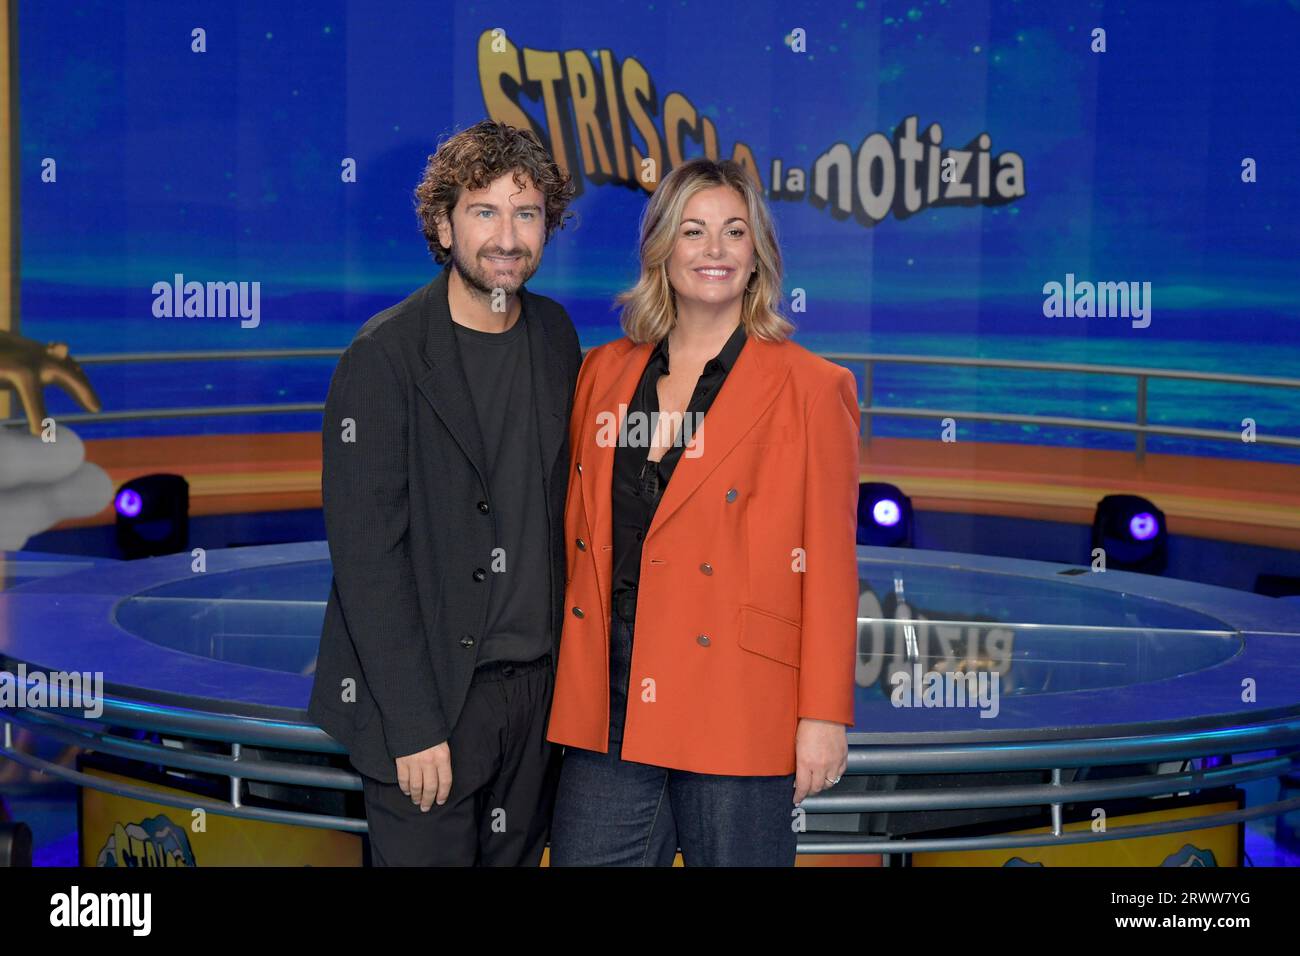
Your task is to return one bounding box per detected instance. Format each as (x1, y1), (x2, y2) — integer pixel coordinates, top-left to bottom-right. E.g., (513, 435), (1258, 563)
(794, 717), (847, 805)
(396, 741), (452, 812)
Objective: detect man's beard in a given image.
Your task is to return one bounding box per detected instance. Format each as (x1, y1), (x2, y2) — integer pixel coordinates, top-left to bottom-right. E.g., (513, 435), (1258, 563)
(449, 240), (537, 299)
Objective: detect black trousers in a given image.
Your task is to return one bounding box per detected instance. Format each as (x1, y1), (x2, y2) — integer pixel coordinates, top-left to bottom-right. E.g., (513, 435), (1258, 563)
(360, 654), (560, 866)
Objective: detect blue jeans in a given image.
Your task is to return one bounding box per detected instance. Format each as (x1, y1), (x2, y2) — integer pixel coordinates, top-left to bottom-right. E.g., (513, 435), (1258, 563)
(549, 612), (798, 866)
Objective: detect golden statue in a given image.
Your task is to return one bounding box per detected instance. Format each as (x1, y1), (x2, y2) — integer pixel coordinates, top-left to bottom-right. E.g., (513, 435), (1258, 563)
(0, 329), (102, 435)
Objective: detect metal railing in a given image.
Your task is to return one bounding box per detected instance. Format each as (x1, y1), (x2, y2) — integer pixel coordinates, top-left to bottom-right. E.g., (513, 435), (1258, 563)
(1, 349), (340, 426)
(827, 352), (1300, 463)
(4, 349), (1300, 463)
(5, 672), (1300, 855)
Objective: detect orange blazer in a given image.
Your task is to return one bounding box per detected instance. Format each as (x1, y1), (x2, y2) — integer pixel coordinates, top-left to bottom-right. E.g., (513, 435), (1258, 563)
(545, 332), (862, 776)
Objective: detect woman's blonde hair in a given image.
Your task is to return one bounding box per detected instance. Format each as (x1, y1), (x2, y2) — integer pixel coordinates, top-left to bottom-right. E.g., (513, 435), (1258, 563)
(616, 158), (794, 344)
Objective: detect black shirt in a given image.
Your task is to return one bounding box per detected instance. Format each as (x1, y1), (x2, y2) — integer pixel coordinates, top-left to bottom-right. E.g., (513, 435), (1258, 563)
(453, 303), (552, 666)
(610, 321), (748, 601)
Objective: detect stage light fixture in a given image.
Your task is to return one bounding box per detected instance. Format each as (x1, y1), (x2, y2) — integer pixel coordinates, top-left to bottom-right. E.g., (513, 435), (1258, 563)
(858, 482), (913, 548)
(114, 474), (190, 559)
(1091, 494), (1167, 574)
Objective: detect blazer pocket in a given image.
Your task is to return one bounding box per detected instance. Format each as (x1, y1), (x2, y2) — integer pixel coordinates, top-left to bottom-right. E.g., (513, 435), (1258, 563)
(737, 605), (801, 668)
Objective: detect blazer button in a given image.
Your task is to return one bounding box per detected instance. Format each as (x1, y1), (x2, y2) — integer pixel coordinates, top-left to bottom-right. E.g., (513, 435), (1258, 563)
(576, 538), (587, 551)
(699, 562), (713, 575)
(477, 500), (489, 514)
(697, 634), (711, 647)
(572, 606), (585, 618)
(460, 635), (475, 648)
(725, 488), (738, 502)
(473, 568), (487, 582)
(576, 462), (583, 474)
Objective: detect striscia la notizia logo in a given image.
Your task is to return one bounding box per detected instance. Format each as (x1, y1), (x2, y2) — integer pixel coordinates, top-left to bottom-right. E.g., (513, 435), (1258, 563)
(477, 31), (1026, 227)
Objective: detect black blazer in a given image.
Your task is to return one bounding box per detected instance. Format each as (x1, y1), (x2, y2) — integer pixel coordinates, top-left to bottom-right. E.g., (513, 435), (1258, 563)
(308, 263), (581, 783)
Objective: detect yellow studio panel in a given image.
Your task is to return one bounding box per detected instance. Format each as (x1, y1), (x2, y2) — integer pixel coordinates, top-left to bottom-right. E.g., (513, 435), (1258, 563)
(538, 847), (880, 866)
(913, 799), (1240, 868)
(80, 768), (364, 867)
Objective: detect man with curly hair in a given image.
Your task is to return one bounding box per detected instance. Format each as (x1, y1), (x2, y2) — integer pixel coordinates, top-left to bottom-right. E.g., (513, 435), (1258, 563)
(309, 120), (580, 865)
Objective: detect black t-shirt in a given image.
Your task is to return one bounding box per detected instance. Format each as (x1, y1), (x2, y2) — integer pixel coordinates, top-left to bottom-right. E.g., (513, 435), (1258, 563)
(453, 305), (552, 666)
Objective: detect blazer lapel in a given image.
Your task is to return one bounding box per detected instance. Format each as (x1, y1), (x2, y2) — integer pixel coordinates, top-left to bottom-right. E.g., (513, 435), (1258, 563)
(577, 335), (791, 614)
(647, 336), (789, 536)
(580, 339), (654, 616)
(522, 286), (568, 489)
(414, 265), (489, 488)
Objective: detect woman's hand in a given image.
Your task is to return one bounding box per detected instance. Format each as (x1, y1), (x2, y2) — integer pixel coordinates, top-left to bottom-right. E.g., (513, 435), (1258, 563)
(794, 717), (848, 804)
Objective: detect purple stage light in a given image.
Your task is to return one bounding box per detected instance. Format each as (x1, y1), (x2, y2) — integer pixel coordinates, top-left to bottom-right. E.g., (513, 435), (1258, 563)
(115, 488), (143, 518)
(872, 498), (902, 527)
(1129, 512), (1159, 541)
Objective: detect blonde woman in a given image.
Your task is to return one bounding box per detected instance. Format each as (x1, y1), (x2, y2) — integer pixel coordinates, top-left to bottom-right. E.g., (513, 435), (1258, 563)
(546, 158), (861, 866)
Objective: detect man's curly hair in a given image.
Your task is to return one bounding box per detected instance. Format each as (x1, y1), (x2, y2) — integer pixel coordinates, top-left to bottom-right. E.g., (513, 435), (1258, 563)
(413, 120), (576, 265)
